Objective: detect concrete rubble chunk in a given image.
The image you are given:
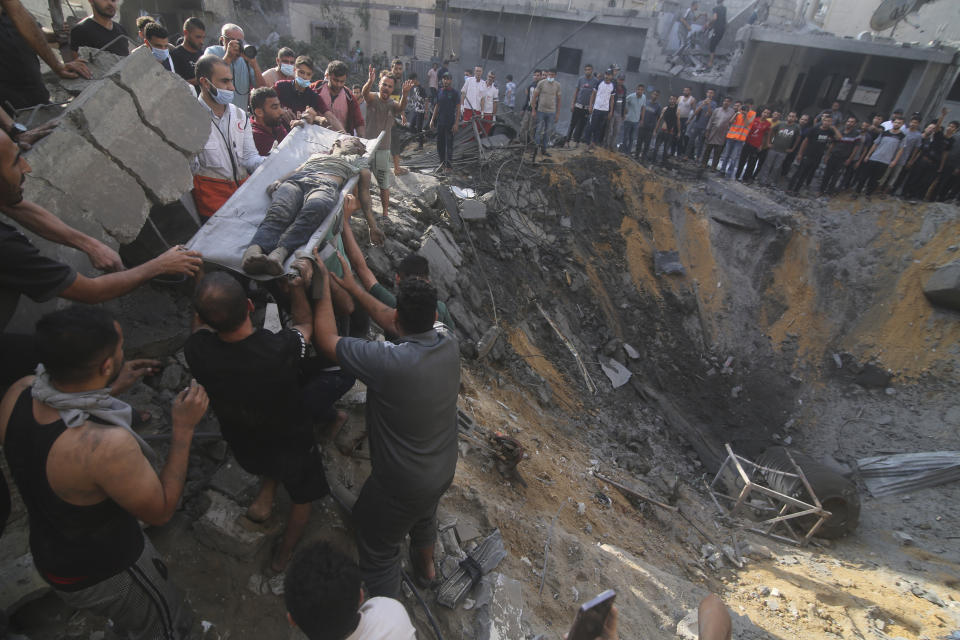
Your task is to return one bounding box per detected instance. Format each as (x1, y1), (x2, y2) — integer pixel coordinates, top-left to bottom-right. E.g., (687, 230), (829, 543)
(193, 490), (267, 561)
(460, 199), (488, 221)
(0, 553), (50, 614)
(418, 225), (463, 296)
(210, 461), (260, 503)
(58, 46), (123, 94)
(484, 572), (524, 640)
(65, 79), (195, 202)
(107, 47), (209, 154)
(26, 126), (150, 244)
(922, 262), (960, 311)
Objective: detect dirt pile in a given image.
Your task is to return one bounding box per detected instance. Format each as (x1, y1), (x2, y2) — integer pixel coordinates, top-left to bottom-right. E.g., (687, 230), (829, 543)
(5, 147), (960, 639)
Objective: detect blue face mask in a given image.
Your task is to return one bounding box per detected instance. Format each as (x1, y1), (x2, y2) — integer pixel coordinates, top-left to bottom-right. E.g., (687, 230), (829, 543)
(210, 85), (234, 105)
(152, 47), (170, 62)
(280, 63), (295, 76)
(295, 76), (311, 88)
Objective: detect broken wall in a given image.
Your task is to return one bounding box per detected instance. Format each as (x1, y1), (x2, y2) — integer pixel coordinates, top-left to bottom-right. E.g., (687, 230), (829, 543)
(8, 47), (209, 334)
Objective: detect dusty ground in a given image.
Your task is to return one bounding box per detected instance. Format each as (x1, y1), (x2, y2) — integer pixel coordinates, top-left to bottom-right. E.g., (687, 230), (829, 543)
(6, 145), (960, 640)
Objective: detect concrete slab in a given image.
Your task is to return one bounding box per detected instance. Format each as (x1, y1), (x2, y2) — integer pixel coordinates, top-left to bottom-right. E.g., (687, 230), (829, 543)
(487, 572), (523, 640)
(0, 553), (49, 615)
(193, 490), (267, 562)
(460, 199), (488, 221)
(419, 226), (463, 296)
(209, 460), (260, 503)
(107, 47), (209, 155)
(64, 80), (194, 203)
(923, 262), (960, 311)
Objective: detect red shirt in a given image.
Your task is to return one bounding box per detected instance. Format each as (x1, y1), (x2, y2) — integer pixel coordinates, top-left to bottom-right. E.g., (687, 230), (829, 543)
(745, 118), (772, 149)
(311, 80), (365, 134)
(251, 118), (289, 156)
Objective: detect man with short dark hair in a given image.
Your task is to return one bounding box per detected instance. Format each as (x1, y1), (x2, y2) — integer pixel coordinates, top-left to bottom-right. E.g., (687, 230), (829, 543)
(134, 15), (154, 48)
(652, 94), (679, 163)
(478, 70), (498, 136)
(1, 306), (209, 638)
(142, 22), (173, 72)
(857, 116), (905, 197)
(0, 129), (202, 388)
(313, 256), (460, 599)
(263, 46), (296, 86)
(587, 68), (618, 151)
(530, 68), (561, 161)
(567, 64), (598, 147)
(686, 89), (716, 161)
(274, 55), (328, 117)
(68, 0), (129, 59)
(702, 96), (734, 169)
(756, 110), (799, 186)
(820, 115), (861, 195)
(635, 89), (662, 162)
(430, 72), (460, 171)
(185, 270), (347, 572)
(313, 59), (366, 136)
(250, 87), (289, 155)
(788, 114), (839, 196)
(361, 65), (411, 218)
(170, 17), (206, 85)
(191, 54), (266, 218)
(518, 69), (542, 144)
(285, 542), (415, 639)
(621, 84), (645, 155)
(705, 0), (726, 69)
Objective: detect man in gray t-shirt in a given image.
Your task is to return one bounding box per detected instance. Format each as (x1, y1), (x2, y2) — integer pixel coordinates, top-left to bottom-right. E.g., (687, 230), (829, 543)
(313, 265), (460, 599)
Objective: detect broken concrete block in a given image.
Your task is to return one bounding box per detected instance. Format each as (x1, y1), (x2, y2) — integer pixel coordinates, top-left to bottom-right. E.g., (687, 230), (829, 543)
(923, 262), (960, 311)
(107, 47), (209, 154)
(654, 250), (685, 275)
(64, 79), (194, 203)
(193, 490), (266, 561)
(25, 126), (151, 244)
(418, 225), (463, 296)
(460, 199), (487, 221)
(0, 553), (49, 614)
(210, 461), (260, 503)
(484, 573), (523, 640)
(58, 46), (123, 95)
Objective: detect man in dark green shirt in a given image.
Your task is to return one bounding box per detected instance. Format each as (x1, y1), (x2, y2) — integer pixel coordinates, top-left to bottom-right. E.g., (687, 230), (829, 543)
(339, 199), (455, 336)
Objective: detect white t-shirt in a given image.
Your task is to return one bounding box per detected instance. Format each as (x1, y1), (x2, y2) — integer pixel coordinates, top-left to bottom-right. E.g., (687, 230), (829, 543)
(677, 95), (696, 119)
(480, 82), (498, 114)
(345, 597), (416, 640)
(505, 81), (516, 107)
(427, 67), (438, 89)
(593, 80), (614, 112)
(461, 76), (484, 112)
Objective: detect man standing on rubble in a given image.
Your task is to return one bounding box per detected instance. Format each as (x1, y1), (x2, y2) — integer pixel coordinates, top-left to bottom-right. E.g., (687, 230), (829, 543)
(191, 54), (266, 219)
(170, 18), (206, 87)
(68, 0), (129, 59)
(312, 252), (460, 599)
(702, 96), (734, 169)
(1, 306), (209, 638)
(567, 64), (598, 147)
(530, 68), (561, 161)
(361, 65), (412, 218)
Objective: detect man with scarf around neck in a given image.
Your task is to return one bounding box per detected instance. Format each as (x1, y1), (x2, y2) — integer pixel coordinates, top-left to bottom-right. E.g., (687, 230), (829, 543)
(0, 306), (209, 639)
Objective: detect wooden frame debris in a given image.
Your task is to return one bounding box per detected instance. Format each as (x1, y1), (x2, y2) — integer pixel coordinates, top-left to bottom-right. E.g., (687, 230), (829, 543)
(707, 444), (832, 547)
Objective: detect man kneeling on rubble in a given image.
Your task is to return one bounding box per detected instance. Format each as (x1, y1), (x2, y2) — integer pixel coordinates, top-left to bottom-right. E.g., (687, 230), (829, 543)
(242, 136), (383, 276)
(185, 269), (354, 572)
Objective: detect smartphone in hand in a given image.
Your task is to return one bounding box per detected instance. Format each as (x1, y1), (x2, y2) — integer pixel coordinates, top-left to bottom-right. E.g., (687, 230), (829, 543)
(567, 589), (616, 640)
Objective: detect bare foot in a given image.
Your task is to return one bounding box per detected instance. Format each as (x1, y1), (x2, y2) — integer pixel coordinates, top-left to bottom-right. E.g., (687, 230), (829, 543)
(271, 545), (293, 573)
(246, 484), (275, 523)
(409, 545), (436, 587)
(394, 166), (409, 176)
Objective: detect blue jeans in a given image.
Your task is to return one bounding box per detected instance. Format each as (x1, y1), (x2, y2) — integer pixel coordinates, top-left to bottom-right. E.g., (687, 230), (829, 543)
(686, 127), (705, 160)
(535, 111), (555, 151)
(721, 139), (744, 178)
(621, 120), (639, 154)
(252, 179), (339, 253)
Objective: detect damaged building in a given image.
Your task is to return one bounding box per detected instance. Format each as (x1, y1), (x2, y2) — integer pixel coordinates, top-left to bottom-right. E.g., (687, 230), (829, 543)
(446, 0), (959, 126)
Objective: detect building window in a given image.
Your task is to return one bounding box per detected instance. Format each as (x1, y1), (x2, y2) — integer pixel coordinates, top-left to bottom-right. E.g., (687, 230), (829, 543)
(481, 34), (505, 61)
(392, 33), (416, 57)
(435, 27), (441, 38)
(389, 11), (418, 28)
(948, 75), (960, 102)
(626, 55), (642, 72)
(556, 46), (582, 75)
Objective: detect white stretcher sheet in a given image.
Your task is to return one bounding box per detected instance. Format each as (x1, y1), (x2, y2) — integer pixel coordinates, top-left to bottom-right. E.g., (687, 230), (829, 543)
(186, 125), (383, 280)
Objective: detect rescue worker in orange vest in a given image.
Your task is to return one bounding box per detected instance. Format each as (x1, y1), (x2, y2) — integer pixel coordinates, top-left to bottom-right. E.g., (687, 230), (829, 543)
(720, 99), (754, 179)
(191, 54), (265, 219)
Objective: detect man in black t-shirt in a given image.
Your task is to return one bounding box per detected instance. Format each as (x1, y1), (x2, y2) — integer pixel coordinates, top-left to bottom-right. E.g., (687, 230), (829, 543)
(653, 95), (679, 164)
(787, 115), (838, 196)
(68, 0), (129, 59)
(169, 17), (205, 87)
(706, 0), (726, 68)
(185, 271), (353, 573)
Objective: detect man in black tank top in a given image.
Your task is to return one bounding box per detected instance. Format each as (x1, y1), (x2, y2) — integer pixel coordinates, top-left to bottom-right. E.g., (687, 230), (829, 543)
(0, 306), (209, 639)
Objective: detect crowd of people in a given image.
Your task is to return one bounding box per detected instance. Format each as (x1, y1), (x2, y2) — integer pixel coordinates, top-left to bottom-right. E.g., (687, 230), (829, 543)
(511, 63), (960, 202)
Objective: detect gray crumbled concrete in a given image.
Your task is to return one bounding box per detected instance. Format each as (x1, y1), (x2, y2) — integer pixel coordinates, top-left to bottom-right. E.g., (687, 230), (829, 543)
(209, 460), (260, 503)
(193, 490), (266, 562)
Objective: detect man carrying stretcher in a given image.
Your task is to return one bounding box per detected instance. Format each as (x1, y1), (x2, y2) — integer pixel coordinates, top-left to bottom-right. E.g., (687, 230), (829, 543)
(241, 135), (384, 276)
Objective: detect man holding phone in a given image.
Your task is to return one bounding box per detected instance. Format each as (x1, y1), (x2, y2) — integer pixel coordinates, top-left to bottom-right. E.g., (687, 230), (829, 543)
(203, 23), (265, 109)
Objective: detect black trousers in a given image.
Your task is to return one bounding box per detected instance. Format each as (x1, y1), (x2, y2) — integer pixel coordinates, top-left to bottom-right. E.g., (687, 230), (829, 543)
(789, 156), (820, 192)
(820, 154), (847, 194)
(739, 145), (762, 181)
(568, 106), (590, 143)
(353, 474), (451, 598)
(436, 124), (455, 166)
(862, 160), (888, 196)
(634, 127), (654, 160)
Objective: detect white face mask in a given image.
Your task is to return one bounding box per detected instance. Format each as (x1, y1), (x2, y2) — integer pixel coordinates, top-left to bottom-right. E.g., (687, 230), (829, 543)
(280, 63), (295, 76)
(151, 47), (170, 62)
(547, 77), (555, 83)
